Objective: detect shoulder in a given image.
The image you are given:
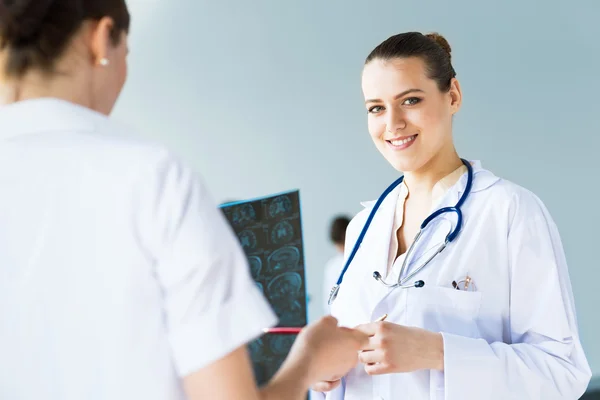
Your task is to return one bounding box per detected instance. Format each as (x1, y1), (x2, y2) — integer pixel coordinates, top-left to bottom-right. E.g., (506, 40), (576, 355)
(0, 98), (178, 169)
(479, 174), (550, 219)
(71, 106), (174, 165)
(52, 101), (209, 202)
(60, 102), (201, 187)
(470, 165), (555, 232)
(349, 161), (554, 234)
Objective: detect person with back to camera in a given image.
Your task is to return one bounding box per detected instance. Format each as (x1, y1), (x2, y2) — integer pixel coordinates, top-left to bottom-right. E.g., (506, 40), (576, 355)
(0, 1), (370, 399)
(311, 31), (591, 399)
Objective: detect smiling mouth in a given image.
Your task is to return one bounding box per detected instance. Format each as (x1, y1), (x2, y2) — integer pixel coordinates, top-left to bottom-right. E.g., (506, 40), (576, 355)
(386, 134), (418, 148)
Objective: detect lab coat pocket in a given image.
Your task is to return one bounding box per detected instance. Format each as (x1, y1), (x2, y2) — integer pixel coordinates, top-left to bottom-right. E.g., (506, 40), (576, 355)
(406, 285), (482, 339)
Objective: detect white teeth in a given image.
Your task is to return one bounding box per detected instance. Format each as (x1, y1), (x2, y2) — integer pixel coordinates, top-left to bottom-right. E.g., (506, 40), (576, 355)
(390, 135), (416, 146)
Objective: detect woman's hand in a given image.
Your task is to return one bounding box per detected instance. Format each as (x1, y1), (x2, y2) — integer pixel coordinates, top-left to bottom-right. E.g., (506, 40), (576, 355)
(354, 321), (444, 375)
(283, 316), (369, 386)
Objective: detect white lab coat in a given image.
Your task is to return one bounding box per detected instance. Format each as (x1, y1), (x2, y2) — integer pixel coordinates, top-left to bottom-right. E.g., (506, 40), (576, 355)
(311, 162), (591, 400)
(0, 98), (277, 399)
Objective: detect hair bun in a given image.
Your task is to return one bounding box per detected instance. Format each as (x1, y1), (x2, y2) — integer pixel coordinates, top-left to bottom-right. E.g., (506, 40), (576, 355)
(425, 32), (452, 59)
(0, 0), (55, 46)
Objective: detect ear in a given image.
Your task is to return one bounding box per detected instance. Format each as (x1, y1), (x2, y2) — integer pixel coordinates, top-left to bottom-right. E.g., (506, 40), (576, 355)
(448, 78), (462, 114)
(89, 17), (115, 66)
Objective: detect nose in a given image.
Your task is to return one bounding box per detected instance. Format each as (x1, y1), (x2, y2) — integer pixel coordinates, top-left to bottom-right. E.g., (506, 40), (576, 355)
(385, 108), (407, 134)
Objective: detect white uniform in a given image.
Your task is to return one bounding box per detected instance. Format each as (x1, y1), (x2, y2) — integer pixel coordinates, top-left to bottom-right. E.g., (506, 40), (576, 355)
(312, 161), (591, 400)
(0, 98), (277, 399)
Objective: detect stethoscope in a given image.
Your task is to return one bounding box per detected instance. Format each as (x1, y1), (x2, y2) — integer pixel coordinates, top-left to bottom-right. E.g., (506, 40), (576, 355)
(328, 158), (474, 306)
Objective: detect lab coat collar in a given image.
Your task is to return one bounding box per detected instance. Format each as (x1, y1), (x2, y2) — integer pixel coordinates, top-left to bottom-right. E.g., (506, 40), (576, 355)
(452, 160), (500, 200)
(356, 183), (404, 311)
(357, 161), (500, 317)
(0, 98), (101, 140)
(359, 160), (499, 208)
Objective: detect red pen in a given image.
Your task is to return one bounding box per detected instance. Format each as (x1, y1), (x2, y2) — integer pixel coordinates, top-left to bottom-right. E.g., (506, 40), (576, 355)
(262, 327), (303, 335)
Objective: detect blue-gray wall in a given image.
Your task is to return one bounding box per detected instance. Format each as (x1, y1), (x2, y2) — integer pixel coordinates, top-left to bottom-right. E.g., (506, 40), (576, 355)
(113, 0), (600, 383)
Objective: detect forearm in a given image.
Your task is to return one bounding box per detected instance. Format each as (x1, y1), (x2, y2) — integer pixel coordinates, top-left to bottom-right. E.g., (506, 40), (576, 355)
(259, 359), (312, 400)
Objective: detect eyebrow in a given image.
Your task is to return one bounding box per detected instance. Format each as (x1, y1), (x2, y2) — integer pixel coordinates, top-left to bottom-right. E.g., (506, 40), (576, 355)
(365, 88), (425, 104)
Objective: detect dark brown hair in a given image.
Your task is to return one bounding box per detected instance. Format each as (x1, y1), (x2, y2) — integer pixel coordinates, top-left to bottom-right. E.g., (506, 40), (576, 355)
(0, 0), (130, 77)
(365, 32), (456, 92)
(329, 215), (350, 245)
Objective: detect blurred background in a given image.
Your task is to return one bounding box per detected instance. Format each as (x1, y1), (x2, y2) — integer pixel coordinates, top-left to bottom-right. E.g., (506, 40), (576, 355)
(112, 0), (599, 394)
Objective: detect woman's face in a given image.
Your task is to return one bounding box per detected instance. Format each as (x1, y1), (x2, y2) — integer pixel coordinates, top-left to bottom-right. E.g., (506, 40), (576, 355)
(361, 57), (461, 173)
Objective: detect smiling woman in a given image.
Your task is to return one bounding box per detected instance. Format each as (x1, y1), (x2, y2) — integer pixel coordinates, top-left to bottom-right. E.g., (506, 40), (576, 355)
(362, 32), (460, 176)
(312, 31), (592, 400)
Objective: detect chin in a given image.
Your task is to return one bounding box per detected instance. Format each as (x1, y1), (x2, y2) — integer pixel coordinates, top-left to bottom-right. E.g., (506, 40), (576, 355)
(383, 154), (425, 173)
(375, 140), (427, 173)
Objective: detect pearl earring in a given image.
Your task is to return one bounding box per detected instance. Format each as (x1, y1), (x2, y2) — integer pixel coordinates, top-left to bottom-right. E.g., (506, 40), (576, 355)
(99, 58), (110, 66)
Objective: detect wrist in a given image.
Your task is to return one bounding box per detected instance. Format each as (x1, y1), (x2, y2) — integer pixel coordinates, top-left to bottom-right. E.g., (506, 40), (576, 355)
(422, 331), (444, 371)
(261, 355), (312, 400)
(430, 332), (445, 371)
(277, 351), (313, 388)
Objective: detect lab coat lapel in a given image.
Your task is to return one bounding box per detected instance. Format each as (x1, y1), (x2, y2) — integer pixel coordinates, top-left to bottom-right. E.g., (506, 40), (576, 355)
(368, 178), (463, 313)
(404, 171), (467, 276)
(358, 186), (401, 312)
(366, 163), (502, 317)
(402, 189), (460, 284)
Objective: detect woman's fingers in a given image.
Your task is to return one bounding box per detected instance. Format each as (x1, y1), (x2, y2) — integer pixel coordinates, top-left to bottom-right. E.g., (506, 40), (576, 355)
(311, 379), (342, 392)
(358, 349), (383, 365)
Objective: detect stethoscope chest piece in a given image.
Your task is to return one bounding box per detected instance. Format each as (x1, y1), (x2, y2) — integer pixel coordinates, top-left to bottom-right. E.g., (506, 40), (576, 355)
(373, 270), (426, 289)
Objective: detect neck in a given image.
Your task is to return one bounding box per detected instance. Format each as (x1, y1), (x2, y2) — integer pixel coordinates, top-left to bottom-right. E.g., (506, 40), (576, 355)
(403, 147), (462, 198)
(0, 55), (91, 108)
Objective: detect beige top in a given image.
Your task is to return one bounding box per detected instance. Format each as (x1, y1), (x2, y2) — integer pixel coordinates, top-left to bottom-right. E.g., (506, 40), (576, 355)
(387, 164), (468, 272)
